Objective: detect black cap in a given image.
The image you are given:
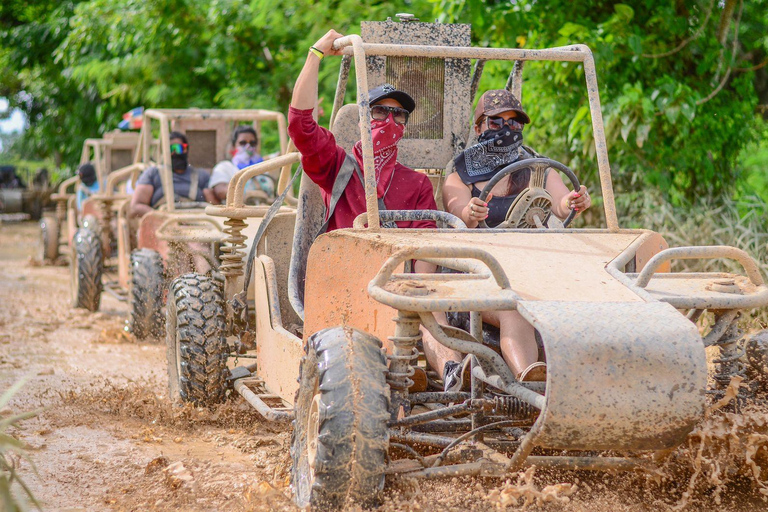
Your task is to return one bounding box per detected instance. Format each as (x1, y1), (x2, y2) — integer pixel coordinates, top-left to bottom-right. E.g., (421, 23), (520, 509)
(78, 163), (97, 187)
(368, 83), (416, 113)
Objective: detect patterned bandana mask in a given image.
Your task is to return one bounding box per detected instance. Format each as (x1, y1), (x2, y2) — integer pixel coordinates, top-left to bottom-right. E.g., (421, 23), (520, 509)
(353, 113), (404, 198)
(453, 128), (524, 185)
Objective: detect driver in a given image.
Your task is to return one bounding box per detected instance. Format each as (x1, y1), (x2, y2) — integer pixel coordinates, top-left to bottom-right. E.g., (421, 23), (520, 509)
(443, 89), (591, 227)
(425, 89), (593, 389)
(130, 132), (212, 218)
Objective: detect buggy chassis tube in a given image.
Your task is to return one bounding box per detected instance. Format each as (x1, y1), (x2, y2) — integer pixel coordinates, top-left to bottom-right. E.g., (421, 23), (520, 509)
(635, 246), (765, 288)
(353, 210), (467, 229)
(206, 152), (301, 220)
(155, 214), (224, 243)
(368, 246), (521, 312)
(331, 37), (618, 232)
(51, 175), (79, 202)
(104, 163), (147, 197)
(232, 378), (293, 422)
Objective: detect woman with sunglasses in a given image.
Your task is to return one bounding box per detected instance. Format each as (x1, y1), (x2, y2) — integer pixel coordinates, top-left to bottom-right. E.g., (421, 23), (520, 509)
(425, 90), (593, 389)
(209, 125), (276, 203)
(287, 29), (437, 232)
(130, 132), (211, 218)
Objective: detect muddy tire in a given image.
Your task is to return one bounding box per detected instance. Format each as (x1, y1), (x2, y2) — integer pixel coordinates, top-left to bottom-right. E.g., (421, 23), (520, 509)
(291, 327), (390, 510)
(165, 273), (228, 405)
(40, 215), (60, 261)
(70, 227), (102, 311)
(129, 249), (165, 340)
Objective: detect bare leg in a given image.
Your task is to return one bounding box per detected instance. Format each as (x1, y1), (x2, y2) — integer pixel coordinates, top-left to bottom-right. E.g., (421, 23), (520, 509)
(482, 310), (538, 377)
(421, 312), (463, 374)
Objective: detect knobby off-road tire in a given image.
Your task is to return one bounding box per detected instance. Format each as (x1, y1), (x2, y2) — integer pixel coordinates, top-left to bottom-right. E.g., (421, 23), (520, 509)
(745, 329), (768, 392)
(40, 215), (60, 261)
(165, 273), (228, 405)
(70, 227), (102, 311)
(291, 327), (390, 510)
(129, 248), (165, 340)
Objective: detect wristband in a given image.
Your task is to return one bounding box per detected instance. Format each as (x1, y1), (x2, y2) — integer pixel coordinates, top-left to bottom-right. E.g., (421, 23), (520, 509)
(309, 46), (324, 61)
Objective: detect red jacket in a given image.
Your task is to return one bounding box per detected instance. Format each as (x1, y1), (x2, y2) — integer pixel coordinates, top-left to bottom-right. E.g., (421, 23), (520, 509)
(288, 107), (437, 231)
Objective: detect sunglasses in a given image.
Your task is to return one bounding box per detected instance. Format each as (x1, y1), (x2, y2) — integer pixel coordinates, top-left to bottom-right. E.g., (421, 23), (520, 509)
(371, 105), (410, 125)
(170, 142), (188, 155)
(486, 116), (524, 131)
(236, 139), (257, 147)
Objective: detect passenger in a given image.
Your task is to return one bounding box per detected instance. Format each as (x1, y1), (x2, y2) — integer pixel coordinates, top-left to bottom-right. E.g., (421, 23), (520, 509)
(76, 163), (100, 210)
(209, 125), (274, 203)
(287, 29), (437, 232)
(426, 89), (593, 388)
(130, 132), (211, 218)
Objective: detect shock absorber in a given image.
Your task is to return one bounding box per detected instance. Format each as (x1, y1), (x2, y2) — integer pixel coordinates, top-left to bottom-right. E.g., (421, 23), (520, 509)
(492, 395), (538, 419)
(388, 310), (421, 419)
(220, 217), (247, 279)
(98, 199), (113, 257)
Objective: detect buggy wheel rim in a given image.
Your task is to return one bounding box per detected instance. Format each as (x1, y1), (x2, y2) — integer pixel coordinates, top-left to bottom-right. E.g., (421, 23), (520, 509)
(306, 392), (321, 482)
(175, 329), (183, 387)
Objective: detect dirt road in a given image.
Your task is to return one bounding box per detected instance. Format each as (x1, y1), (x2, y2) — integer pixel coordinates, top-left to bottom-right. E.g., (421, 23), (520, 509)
(2, 221), (767, 511)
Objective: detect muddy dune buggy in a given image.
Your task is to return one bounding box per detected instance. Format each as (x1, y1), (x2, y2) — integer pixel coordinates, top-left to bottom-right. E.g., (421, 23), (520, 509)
(165, 19), (768, 510)
(41, 130), (139, 264)
(70, 109), (292, 343)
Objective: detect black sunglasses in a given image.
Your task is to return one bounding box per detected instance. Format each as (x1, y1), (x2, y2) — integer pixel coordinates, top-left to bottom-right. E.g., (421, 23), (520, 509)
(371, 105), (409, 125)
(486, 116), (524, 131)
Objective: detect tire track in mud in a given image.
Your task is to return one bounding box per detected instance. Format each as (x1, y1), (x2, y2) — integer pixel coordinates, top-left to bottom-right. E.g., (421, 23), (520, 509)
(2, 221), (768, 511)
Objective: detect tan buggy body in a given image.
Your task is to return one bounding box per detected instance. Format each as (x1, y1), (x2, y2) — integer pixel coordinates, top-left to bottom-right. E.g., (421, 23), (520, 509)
(164, 18), (768, 508)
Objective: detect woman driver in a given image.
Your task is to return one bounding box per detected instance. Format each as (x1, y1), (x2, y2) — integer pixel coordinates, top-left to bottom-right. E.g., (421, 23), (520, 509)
(425, 89), (593, 388)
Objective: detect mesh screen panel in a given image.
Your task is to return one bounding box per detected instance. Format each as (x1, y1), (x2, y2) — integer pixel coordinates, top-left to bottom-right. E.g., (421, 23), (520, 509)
(109, 149), (133, 172)
(186, 130), (217, 170)
(386, 57), (444, 140)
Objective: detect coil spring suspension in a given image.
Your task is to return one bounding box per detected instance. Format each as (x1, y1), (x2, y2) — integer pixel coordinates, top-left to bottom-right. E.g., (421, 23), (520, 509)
(713, 317), (746, 390)
(386, 345), (419, 390)
(56, 199), (67, 222)
(220, 217), (247, 278)
(98, 199), (113, 253)
(492, 395), (538, 419)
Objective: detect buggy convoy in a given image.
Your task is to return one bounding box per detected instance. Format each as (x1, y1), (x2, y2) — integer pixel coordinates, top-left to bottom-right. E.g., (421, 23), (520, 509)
(69, 109), (292, 342)
(41, 130), (139, 263)
(165, 18), (768, 509)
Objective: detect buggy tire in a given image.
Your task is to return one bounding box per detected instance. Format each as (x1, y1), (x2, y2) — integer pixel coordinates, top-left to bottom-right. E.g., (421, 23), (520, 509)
(129, 248), (165, 340)
(70, 227), (102, 311)
(165, 273), (228, 405)
(291, 327), (390, 510)
(40, 215), (60, 261)
(745, 330), (768, 386)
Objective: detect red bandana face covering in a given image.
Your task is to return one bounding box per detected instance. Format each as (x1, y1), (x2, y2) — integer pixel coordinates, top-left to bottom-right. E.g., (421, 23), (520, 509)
(353, 113), (405, 198)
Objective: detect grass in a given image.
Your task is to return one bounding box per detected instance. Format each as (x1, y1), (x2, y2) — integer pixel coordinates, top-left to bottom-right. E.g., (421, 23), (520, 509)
(0, 378), (40, 511)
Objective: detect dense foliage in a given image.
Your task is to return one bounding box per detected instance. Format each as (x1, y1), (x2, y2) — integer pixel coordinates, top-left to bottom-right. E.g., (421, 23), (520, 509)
(1, 0), (766, 202)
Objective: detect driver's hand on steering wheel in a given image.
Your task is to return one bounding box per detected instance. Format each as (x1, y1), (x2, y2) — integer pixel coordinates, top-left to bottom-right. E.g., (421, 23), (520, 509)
(464, 194), (492, 226)
(564, 186), (591, 213)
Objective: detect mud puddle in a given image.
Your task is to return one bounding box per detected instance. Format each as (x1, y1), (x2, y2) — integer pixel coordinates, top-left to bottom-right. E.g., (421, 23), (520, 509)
(3, 220), (768, 511)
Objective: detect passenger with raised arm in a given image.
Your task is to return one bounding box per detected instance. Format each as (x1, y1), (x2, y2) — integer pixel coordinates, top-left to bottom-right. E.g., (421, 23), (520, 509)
(287, 29), (437, 232)
(426, 89), (593, 389)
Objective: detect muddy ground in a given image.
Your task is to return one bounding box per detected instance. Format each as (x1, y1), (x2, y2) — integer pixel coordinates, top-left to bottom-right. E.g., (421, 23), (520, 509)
(2, 220), (768, 511)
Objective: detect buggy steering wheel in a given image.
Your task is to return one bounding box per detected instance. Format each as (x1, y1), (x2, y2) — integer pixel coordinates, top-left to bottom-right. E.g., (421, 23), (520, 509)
(477, 157), (581, 229)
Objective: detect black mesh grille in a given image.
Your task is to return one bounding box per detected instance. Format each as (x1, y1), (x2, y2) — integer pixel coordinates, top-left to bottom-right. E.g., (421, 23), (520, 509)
(386, 57), (444, 140)
(186, 130), (217, 170)
(109, 149), (133, 172)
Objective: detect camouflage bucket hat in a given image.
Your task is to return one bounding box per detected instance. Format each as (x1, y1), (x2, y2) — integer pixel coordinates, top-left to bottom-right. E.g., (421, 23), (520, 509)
(473, 89), (531, 125)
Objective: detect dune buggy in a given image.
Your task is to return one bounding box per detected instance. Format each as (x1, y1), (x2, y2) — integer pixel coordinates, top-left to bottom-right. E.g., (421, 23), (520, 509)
(165, 18), (768, 510)
(69, 109), (292, 343)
